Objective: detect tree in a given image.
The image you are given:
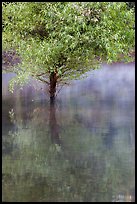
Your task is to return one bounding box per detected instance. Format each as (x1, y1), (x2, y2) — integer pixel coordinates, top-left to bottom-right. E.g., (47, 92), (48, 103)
(2, 2), (135, 102)
(126, 2), (135, 10)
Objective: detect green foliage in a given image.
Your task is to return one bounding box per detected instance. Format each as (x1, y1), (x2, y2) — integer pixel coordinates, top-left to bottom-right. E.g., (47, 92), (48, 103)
(2, 2), (135, 91)
(126, 2), (135, 10)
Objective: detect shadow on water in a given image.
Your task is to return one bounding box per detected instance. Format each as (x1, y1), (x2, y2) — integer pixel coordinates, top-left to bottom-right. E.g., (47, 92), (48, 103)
(2, 63), (135, 202)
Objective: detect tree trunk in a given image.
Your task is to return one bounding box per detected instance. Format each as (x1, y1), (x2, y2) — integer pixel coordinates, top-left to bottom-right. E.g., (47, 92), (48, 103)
(49, 71), (63, 146)
(49, 71), (57, 103)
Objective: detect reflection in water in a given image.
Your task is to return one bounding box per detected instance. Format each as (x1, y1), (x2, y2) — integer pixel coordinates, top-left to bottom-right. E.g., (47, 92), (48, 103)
(2, 63), (135, 202)
(49, 101), (62, 146)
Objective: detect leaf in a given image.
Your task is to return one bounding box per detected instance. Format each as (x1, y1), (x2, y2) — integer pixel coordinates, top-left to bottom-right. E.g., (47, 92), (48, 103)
(2, 2), (135, 93)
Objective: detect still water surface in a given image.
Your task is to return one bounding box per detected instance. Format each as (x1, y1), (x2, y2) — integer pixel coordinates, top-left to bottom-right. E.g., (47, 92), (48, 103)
(2, 63), (135, 202)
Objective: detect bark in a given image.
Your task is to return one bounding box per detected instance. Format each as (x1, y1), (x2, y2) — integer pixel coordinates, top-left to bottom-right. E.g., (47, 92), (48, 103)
(49, 71), (57, 103)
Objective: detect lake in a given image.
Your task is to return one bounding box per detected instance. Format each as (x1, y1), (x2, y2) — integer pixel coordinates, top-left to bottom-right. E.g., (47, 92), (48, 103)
(2, 62), (135, 202)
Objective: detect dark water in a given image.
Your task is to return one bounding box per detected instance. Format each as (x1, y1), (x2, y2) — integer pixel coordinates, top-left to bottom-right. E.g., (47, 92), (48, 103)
(2, 63), (135, 202)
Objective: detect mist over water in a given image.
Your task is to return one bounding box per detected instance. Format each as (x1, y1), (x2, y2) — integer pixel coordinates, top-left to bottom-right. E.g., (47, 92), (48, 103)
(2, 62), (135, 202)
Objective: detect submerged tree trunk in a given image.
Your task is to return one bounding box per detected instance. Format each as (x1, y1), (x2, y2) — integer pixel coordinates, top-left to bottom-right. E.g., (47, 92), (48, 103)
(49, 71), (57, 103)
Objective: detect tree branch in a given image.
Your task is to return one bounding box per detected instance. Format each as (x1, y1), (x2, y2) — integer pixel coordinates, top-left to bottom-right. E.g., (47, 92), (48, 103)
(33, 72), (47, 77)
(34, 76), (50, 85)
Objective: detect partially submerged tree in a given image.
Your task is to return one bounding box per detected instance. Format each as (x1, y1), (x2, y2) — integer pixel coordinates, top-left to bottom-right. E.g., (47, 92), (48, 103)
(2, 2), (135, 102)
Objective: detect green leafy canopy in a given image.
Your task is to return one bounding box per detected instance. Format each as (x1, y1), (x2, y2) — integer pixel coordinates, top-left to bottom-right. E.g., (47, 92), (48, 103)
(2, 2), (135, 91)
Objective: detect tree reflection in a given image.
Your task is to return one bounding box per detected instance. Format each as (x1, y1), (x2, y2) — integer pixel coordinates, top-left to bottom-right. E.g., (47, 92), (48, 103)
(49, 100), (62, 146)
(2, 63), (135, 201)
(2, 98), (135, 202)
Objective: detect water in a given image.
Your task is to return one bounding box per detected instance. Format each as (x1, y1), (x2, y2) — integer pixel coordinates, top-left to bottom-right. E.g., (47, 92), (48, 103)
(2, 63), (135, 202)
